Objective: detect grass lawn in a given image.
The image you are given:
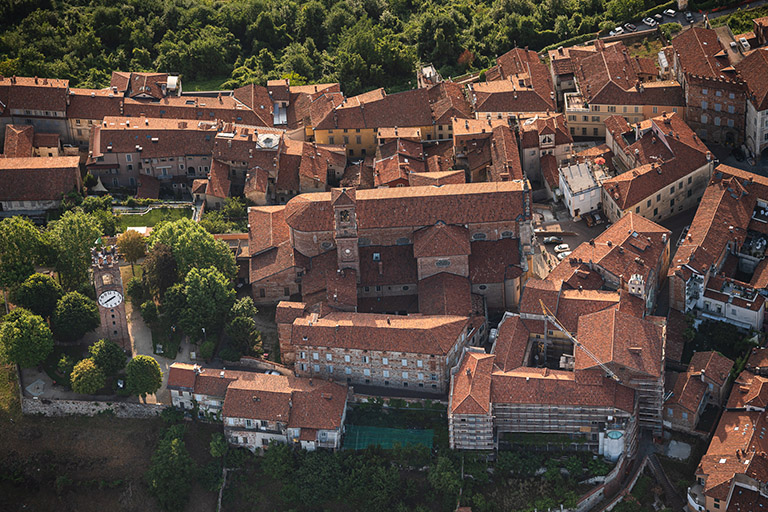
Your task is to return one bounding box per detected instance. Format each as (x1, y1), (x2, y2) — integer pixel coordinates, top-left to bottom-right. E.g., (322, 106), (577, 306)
(118, 207), (192, 230)
(119, 263), (143, 288)
(0, 363), (21, 422)
(183, 75), (230, 91)
(627, 36), (664, 60)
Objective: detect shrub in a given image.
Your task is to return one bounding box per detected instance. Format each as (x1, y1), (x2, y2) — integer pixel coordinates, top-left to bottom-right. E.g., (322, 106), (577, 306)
(219, 346), (241, 362)
(199, 340), (216, 360)
(125, 276), (146, 305)
(141, 300), (159, 326)
(70, 358), (106, 394)
(88, 338), (127, 376)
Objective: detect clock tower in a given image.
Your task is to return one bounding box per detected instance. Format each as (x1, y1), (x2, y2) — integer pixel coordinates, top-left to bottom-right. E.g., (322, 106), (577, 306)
(92, 246), (131, 353)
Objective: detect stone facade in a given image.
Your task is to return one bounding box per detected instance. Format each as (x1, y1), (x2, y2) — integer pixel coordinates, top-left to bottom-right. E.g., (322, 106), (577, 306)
(22, 397), (164, 418)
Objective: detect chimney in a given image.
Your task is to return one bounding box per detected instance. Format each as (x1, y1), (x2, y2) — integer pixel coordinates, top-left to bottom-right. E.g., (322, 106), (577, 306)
(219, 371), (225, 378)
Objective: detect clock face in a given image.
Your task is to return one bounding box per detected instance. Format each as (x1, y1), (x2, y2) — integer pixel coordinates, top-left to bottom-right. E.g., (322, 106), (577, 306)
(98, 290), (123, 308)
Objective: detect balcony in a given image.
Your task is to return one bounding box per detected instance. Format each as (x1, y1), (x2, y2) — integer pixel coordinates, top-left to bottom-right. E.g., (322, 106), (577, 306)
(687, 484), (706, 511)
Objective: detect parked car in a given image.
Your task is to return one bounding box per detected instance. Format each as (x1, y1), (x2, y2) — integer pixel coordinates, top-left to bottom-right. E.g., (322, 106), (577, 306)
(612, 26), (625, 35)
(263, 370), (281, 376)
(593, 212), (604, 224)
(543, 236), (563, 244)
(583, 212), (595, 227)
(654, 13), (663, 21)
(643, 17), (657, 27)
(624, 23), (637, 32)
(558, 251), (573, 261)
(554, 244), (571, 253)
(685, 11), (694, 23)
(663, 9), (676, 17)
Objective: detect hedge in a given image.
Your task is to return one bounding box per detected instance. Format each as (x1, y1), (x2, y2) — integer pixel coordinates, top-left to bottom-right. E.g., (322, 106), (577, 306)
(540, 32), (599, 55)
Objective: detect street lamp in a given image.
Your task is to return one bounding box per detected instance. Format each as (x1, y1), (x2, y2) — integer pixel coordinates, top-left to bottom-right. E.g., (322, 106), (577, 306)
(202, 327), (206, 343)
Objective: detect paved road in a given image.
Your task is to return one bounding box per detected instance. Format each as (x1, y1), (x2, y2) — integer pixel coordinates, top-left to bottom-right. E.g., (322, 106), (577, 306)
(619, 0), (768, 36)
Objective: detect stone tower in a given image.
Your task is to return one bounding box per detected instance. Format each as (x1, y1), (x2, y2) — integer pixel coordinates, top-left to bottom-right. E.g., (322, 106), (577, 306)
(92, 246), (131, 353)
(331, 187), (360, 279)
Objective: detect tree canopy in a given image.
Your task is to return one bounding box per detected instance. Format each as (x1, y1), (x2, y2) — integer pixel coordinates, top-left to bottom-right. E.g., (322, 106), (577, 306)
(88, 338), (127, 376)
(0, 308), (54, 368)
(146, 429), (195, 512)
(48, 209), (101, 291)
(180, 266), (236, 340)
(1, 0), (673, 95)
(126, 355), (163, 397)
(149, 218), (236, 280)
(70, 358), (106, 394)
(0, 216), (43, 290)
(52, 291), (101, 343)
(9, 273), (63, 319)
(116, 229), (146, 272)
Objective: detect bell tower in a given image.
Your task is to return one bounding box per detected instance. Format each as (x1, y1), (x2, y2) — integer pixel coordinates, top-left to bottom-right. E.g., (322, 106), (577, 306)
(92, 246), (131, 353)
(331, 188), (360, 278)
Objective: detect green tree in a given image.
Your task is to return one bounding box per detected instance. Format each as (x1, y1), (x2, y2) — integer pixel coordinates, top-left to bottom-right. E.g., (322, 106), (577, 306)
(70, 358), (106, 394)
(88, 338), (126, 376)
(226, 316), (262, 355)
(57, 354), (75, 380)
(9, 273), (63, 319)
(52, 291), (100, 343)
(180, 267), (235, 340)
(428, 456), (461, 505)
(146, 436), (195, 512)
(0, 217), (43, 307)
(48, 209), (101, 290)
(126, 355), (163, 397)
(142, 243), (178, 299)
(149, 219), (236, 280)
(0, 308), (53, 368)
(117, 230), (146, 274)
(209, 432), (228, 462)
(125, 276), (146, 305)
(141, 300), (159, 326)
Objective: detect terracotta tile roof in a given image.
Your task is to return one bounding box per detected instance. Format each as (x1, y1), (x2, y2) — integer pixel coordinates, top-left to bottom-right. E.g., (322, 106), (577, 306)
(301, 250), (339, 298)
(519, 278), (562, 321)
(314, 88), (433, 130)
(427, 82), (473, 124)
(222, 373), (346, 431)
(671, 166), (760, 277)
(275, 302), (307, 324)
(33, 132), (59, 148)
(488, 125), (524, 182)
(451, 351), (495, 414)
(492, 314), (531, 372)
(373, 138), (426, 187)
(290, 312), (471, 355)
(289, 83), (340, 96)
(665, 308), (687, 363)
(3, 125), (33, 157)
(697, 410), (768, 500)
(122, 93), (270, 126)
(671, 27), (741, 82)
(248, 205), (289, 256)
(548, 42), (622, 78)
(212, 125), (282, 164)
(249, 241), (305, 284)
(452, 117), (510, 137)
(418, 272), (472, 316)
(0, 156), (81, 202)
(471, 80), (554, 114)
(167, 363), (197, 390)
(409, 170), (465, 187)
(136, 175), (161, 199)
(603, 113), (711, 209)
(324, 268), (358, 311)
(89, 116), (218, 161)
(735, 48), (768, 111)
(377, 126), (422, 142)
(577, 307), (665, 378)
(747, 347), (768, 374)
(519, 113), (572, 149)
(556, 289), (624, 333)
(468, 238), (522, 283)
(244, 166), (269, 197)
(207, 160), (232, 199)
(690, 351), (734, 387)
(413, 222), (470, 258)
(548, 212), (670, 291)
(110, 71), (169, 100)
(284, 181), (530, 234)
(231, 84), (275, 126)
(357, 295), (419, 314)
(340, 158), (375, 189)
(67, 88), (124, 120)
(0, 75), (69, 113)
(359, 245), (418, 286)
(666, 369), (706, 413)
(482, 47), (555, 111)
(489, 366), (636, 413)
(727, 486), (768, 511)
(728, 373), (768, 410)
(539, 154), (560, 189)
(167, 363), (257, 397)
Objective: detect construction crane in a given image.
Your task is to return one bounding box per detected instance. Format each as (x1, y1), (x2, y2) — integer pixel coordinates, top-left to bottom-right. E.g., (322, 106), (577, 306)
(538, 299), (621, 383)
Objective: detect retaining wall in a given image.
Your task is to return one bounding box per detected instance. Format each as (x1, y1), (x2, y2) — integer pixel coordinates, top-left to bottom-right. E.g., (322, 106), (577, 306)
(21, 396), (165, 418)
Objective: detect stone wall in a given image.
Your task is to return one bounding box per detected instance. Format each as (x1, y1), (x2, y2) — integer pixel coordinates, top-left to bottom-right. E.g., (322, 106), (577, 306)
(21, 397), (165, 418)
